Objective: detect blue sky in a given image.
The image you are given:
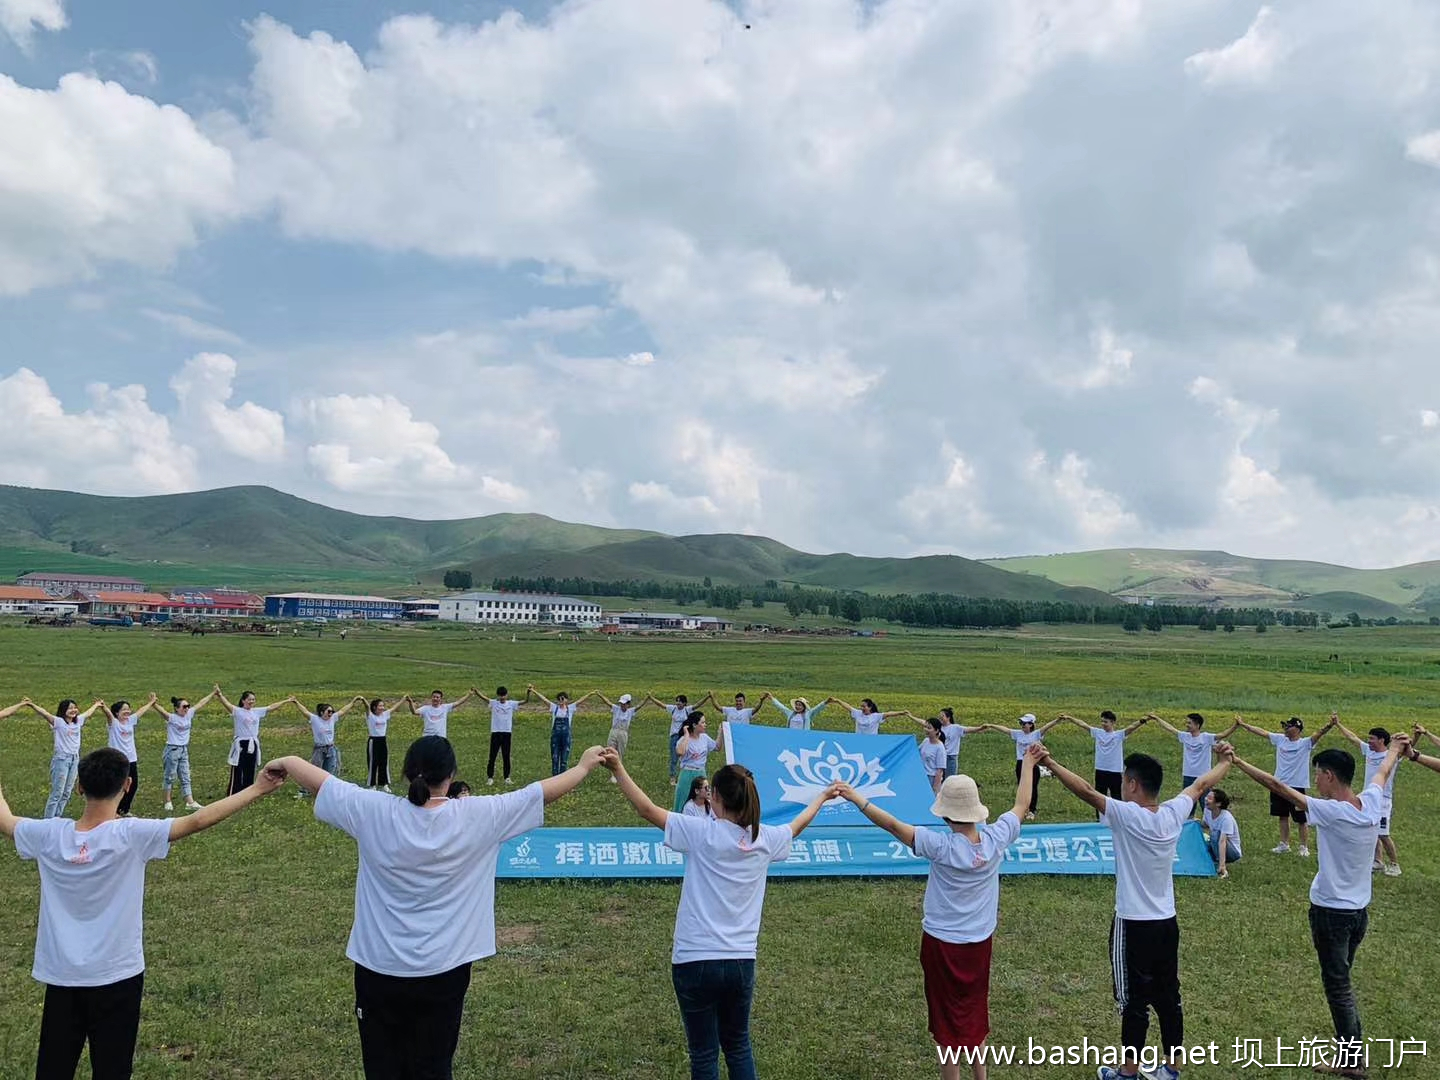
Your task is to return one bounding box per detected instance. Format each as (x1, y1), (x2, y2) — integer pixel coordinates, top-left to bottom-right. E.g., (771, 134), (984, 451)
(4, 0), (1440, 567)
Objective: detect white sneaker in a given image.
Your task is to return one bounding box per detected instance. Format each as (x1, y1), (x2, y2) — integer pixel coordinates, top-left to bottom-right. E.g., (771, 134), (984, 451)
(1272, 842), (1290, 854)
(163, 801), (173, 811)
(1024, 811), (1035, 821)
(610, 775), (618, 783)
(1298, 846), (1310, 857)
(185, 799), (203, 810)
(1373, 860), (1383, 872)
(487, 778), (495, 786)
(1384, 864), (1402, 877)
(382, 784), (392, 793)
(504, 778), (513, 785)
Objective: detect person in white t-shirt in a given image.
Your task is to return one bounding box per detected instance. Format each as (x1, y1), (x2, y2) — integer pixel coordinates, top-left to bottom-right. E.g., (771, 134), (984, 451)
(473, 686), (532, 786)
(1146, 712), (1239, 820)
(0, 745), (279, 1080)
(648, 692), (702, 786)
(1202, 789), (1242, 878)
(159, 689), (217, 811)
(919, 719), (948, 794)
(1038, 741), (1233, 1080)
(1408, 725), (1440, 774)
(1336, 721), (1401, 876)
(362, 698), (397, 792)
(768, 695), (829, 730)
(831, 696), (907, 736)
(715, 690), (770, 729)
(1233, 714), (1337, 856)
(1224, 738), (1403, 1064)
(1063, 710), (1146, 810)
(672, 713), (722, 812)
(596, 692), (646, 781)
(601, 749), (836, 1080)
(271, 734), (605, 1080)
(528, 686), (596, 776)
(929, 707), (1004, 778)
(1004, 714), (1061, 819)
(106, 695), (161, 817)
(295, 696), (364, 799)
(835, 747), (1040, 1080)
(404, 688), (477, 740)
(216, 685), (299, 796)
(682, 776), (716, 819)
(20, 697), (108, 819)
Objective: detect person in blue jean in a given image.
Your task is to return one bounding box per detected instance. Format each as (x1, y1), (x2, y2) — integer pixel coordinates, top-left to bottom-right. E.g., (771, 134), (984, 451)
(19, 698), (107, 818)
(528, 687), (594, 776)
(601, 750), (838, 1080)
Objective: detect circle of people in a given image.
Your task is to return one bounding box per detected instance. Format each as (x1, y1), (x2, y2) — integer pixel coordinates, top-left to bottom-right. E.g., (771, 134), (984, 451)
(2, 687), (1438, 1080)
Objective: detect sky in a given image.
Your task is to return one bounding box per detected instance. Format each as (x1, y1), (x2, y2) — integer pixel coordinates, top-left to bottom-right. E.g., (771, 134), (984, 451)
(4, 0), (1440, 568)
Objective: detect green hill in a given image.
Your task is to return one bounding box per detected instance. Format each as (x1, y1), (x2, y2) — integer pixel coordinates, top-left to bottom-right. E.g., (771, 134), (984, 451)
(0, 485), (1110, 603)
(983, 548), (1440, 615)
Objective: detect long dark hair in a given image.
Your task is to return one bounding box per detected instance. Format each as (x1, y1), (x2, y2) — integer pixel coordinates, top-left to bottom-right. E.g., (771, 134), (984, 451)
(56, 699), (78, 722)
(687, 775), (709, 804)
(711, 764), (761, 841)
(403, 736), (457, 806)
(682, 711), (706, 737)
(109, 700), (129, 718)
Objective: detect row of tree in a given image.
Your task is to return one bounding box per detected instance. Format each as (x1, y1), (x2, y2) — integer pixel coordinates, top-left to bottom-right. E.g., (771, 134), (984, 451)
(479, 573), (1342, 631)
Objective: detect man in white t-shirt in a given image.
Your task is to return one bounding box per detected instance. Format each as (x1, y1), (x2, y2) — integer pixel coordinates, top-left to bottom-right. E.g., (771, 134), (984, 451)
(1234, 714), (1337, 856)
(1336, 721), (1402, 876)
(0, 746), (280, 1079)
(474, 686), (531, 786)
(1224, 738), (1403, 1072)
(1038, 741), (1233, 1080)
(717, 691), (770, 728)
(1147, 712), (1239, 820)
(406, 688), (477, 740)
(1064, 710), (1146, 813)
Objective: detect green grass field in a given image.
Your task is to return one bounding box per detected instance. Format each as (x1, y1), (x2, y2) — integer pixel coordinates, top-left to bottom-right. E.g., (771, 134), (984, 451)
(0, 620), (1436, 1078)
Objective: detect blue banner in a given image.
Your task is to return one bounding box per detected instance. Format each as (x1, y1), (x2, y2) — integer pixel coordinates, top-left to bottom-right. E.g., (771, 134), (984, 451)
(495, 821), (1217, 879)
(722, 722), (938, 826)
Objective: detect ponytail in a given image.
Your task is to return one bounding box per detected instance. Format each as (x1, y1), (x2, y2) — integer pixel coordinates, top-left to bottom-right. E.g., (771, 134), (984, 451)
(712, 764), (761, 841)
(683, 711), (705, 737)
(171, 697), (184, 712)
(402, 735), (457, 807)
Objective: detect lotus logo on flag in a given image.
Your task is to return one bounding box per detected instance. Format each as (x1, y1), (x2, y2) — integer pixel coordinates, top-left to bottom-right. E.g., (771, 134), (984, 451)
(776, 741), (896, 806)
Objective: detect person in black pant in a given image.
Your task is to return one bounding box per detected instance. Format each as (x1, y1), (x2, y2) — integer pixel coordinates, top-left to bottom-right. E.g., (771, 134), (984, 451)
(0, 747), (279, 1080)
(1037, 744), (1233, 1080)
(1224, 739), (1403, 1076)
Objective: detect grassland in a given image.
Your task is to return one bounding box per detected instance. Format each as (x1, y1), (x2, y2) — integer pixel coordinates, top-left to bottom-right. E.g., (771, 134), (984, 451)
(0, 620), (1436, 1078)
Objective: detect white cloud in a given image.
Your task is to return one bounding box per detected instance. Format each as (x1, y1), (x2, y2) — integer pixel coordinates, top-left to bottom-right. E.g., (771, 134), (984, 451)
(1028, 451), (1140, 543)
(143, 309), (244, 346)
(1184, 7), (1284, 86)
(628, 481), (720, 519)
(0, 367), (195, 492)
(0, 73), (238, 294)
(1405, 130), (1440, 168)
(170, 353), (285, 463)
(622, 351), (656, 366)
(899, 443), (996, 538)
(503, 305), (608, 334)
(0, 0), (65, 49)
(1423, 409), (1440, 429)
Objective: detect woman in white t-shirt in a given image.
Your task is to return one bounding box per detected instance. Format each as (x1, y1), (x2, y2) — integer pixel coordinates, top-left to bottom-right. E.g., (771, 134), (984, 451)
(835, 748), (1039, 1080)
(682, 776), (715, 818)
(107, 695), (161, 817)
(768, 695), (829, 730)
(1004, 714), (1062, 820)
(1203, 789), (1242, 878)
(920, 719), (948, 794)
(363, 698), (396, 791)
(160, 689), (217, 811)
(273, 735), (604, 1078)
(21, 697), (107, 819)
(671, 713), (721, 813)
(833, 696), (907, 735)
(215, 686), (297, 795)
(295, 696), (364, 798)
(602, 750), (837, 1080)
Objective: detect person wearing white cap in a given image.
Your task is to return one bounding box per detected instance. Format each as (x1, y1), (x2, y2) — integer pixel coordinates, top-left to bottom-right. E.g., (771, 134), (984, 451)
(835, 746), (1041, 1080)
(1004, 713), (1061, 819)
(767, 694), (829, 731)
(1232, 713), (1338, 856)
(596, 692), (643, 783)
(1036, 741), (1234, 1080)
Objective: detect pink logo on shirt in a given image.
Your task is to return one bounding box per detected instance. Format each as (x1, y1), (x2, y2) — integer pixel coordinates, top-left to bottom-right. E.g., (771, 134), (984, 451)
(67, 842), (92, 865)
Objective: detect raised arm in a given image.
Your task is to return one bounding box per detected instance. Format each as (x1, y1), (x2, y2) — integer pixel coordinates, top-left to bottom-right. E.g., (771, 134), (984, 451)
(966, 723), (1007, 735)
(265, 695), (298, 713)
(1147, 712), (1180, 735)
(1335, 721), (1366, 748)
(263, 755), (332, 797)
(455, 689), (480, 707)
(1063, 715), (1090, 735)
(769, 697), (792, 720)
(0, 774), (20, 838)
(1371, 738), (1404, 793)
(1035, 743), (1107, 814)
(835, 780), (914, 847)
(1311, 715), (1338, 745)
(79, 699), (106, 721)
(571, 691), (597, 708)
(1222, 746), (1307, 811)
(1037, 716), (1063, 736)
(190, 689), (218, 713)
(600, 747), (668, 829)
(1215, 719), (1240, 740)
(169, 764), (283, 842)
(539, 745), (604, 804)
(831, 697), (856, 713)
(787, 783), (841, 838)
(1122, 716), (1146, 736)
(332, 696), (365, 719)
(1180, 750), (1233, 805)
(0, 698), (33, 721)
(1414, 725), (1440, 750)
(403, 695), (419, 715)
(1014, 746), (1041, 817)
(596, 692), (615, 709)
(880, 709), (907, 720)
(214, 685), (236, 711)
(1401, 734), (1440, 774)
(1232, 717), (1270, 738)
(527, 685), (555, 709)
(131, 693), (161, 720)
(21, 699), (57, 724)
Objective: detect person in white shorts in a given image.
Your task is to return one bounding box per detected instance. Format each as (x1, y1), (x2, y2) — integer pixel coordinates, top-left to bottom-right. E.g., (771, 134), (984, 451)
(1335, 720), (1402, 876)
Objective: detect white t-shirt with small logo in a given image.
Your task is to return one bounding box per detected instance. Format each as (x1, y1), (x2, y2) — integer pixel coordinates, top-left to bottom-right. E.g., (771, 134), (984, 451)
(108, 714), (139, 763)
(941, 724), (963, 756)
(610, 706), (636, 731)
(314, 778), (544, 976)
(1305, 787), (1384, 910)
(489, 700), (518, 734)
(1269, 734), (1315, 789)
(666, 704), (691, 736)
(232, 707), (267, 743)
(308, 713), (338, 746)
(911, 812), (1022, 943)
(1177, 732), (1216, 777)
(366, 710), (390, 738)
(852, 709), (882, 736)
(165, 710), (194, 746)
(663, 814), (793, 963)
(1010, 728), (1042, 761)
(14, 816), (172, 986)
(721, 707), (754, 726)
(50, 715), (86, 757)
(1090, 728), (1126, 773)
(920, 740), (947, 775)
(1362, 747), (1396, 797)
(679, 734), (719, 771)
(417, 704), (454, 738)
(1101, 794), (1194, 920)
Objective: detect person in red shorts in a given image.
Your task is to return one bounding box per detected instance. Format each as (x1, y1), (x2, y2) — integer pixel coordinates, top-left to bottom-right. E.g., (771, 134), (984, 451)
(835, 746), (1040, 1080)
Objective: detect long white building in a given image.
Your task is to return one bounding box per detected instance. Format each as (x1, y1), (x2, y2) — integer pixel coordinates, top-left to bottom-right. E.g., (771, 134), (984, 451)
(438, 591), (602, 626)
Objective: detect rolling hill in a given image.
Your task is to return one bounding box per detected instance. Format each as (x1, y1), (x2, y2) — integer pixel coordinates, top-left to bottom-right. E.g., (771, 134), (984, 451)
(0, 485), (1112, 603)
(983, 549), (1440, 616)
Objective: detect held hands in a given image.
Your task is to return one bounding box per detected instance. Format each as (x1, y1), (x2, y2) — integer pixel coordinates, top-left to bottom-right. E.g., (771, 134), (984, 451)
(1024, 744), (1047, 766)
(577, 745), (605, 772)
(1217, 742), (1237, 762)
(256, 760), (288, 795)
(598, 747), (623, 773)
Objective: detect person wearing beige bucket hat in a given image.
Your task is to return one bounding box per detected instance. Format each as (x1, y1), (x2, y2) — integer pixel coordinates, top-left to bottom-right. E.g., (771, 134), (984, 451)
(834, 747), (1042, 1080)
